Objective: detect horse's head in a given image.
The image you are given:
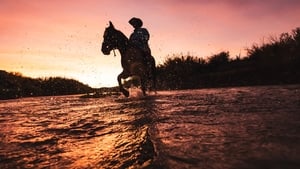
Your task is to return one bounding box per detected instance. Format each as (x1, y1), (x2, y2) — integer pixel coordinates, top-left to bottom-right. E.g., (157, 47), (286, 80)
(101, 21), (118, 55)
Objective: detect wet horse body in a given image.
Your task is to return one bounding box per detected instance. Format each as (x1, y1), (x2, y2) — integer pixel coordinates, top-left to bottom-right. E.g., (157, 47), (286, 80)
(101, 22), (156, 97)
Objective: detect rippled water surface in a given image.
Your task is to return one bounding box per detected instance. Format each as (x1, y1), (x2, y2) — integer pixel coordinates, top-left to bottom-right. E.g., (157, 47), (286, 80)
(1, 85), (300, 169)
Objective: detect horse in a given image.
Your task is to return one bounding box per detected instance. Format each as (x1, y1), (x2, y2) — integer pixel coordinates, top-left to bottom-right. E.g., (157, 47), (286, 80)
(101, 21), (156, 97)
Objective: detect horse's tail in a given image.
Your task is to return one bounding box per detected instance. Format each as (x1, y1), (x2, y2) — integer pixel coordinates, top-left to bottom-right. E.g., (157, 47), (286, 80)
(148, 56), (157, 92)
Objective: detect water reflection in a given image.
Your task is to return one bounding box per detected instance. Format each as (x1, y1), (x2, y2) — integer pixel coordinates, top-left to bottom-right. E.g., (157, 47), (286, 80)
(0, 94), (157, 169)
(150, 86), (300, 169)
(1, 85), (300, 169)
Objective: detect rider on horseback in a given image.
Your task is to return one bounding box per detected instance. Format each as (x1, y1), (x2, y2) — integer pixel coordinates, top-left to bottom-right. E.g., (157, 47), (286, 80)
(102, 20), (156, 96)
(128, 17), (152, 64)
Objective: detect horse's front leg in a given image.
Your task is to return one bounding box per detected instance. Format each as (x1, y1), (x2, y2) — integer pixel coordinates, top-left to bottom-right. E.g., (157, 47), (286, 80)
(118, 71), (129, 97)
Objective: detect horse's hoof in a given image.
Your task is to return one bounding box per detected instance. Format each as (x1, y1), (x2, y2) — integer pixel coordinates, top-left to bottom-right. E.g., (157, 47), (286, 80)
(122, 89), (129, 97)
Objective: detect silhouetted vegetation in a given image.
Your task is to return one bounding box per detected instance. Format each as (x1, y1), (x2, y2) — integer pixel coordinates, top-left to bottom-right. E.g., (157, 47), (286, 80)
(0, 70), (92, 100)
(156, 27), (300, 90)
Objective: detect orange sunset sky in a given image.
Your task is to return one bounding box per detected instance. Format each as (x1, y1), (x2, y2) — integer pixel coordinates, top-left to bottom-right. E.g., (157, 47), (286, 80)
(1, 0), (300, 87)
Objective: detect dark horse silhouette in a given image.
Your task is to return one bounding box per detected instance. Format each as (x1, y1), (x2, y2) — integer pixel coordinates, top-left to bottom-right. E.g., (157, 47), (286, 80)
(101, 21), (156, 97)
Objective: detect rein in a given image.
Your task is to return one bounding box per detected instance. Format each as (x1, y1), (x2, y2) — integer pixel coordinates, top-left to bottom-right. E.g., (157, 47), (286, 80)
(113, 49), (116, 57)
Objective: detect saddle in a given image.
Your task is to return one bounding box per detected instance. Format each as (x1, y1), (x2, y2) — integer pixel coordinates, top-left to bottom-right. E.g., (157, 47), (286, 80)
(129, 42), (152, 66)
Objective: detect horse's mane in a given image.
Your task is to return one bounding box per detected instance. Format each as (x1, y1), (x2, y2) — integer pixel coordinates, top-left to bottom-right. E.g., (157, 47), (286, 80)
(114, 28), (129, 42)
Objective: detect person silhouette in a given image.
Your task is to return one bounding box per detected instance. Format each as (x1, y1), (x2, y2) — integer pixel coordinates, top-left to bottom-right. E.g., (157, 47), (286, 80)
(129, 17), (151, 60)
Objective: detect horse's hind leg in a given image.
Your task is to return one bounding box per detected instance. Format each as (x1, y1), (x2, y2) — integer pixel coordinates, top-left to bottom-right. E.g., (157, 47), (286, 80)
(148, 56), (157, 93)
(118, 71), (129, 97)
(140, 77), (147, 96)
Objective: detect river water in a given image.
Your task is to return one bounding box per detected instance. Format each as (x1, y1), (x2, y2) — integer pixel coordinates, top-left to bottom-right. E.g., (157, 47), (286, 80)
(0, 85), (300, 169)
